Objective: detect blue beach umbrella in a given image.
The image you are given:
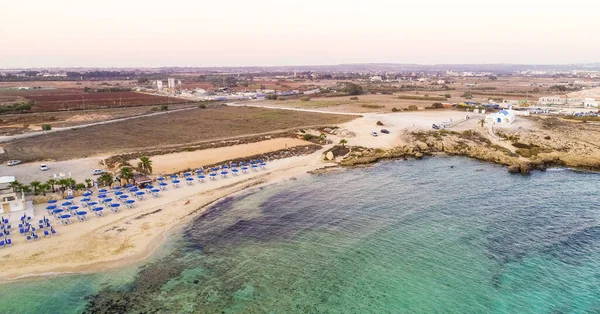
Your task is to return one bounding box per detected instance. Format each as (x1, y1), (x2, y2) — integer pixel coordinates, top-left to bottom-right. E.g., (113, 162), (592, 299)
(151, 189), (160, 193)
(119, 195), (129, 199)
(212, 167), (219, 172)
(47, 199), (57, 204)
(198, 175), (206, 179)
(46, 205), (57, 210)
(110, 203), (120, 208)
(136, 191), (145, 196)
(52, 209), (64, 214)
(88, 201), (98, 206)
(92, 207), (103, 212)
(232, 169), (239, 174)
(186, 177), (194, 181)
(113, 186), (121, 190)
(77, 211), (87, 216)
(159, 182), (168, 186)
(83, 191), (92, 197)
(145, 185), (154, 189)
(114, 191), (123, 195)
(184, 172), (191, 177)
(103, 198), (113, 203)
(222, 165), (229, 169)
(69, 205), (79, 211)
(231, 163), (237, 167)
(60, 214), (72, 219)
(157, 177), (164, 182)
(61, 201), (73, 207)
(171, 174), (178, 179)
(209, 173), (217, 178)
(65, 195), (74, 200)
(98, 194), (107, 199)
(220, 171), (228, 175)
(172, 180), (180, 184)
(98, 189), (108, 193)
(126, 199), (135, 205)
(81, 197), (91, 202)
(126, 183), (134, 188)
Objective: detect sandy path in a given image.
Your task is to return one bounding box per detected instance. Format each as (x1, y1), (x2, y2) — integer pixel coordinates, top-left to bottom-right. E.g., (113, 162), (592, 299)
(136, 138), (311, 174)
(0, 149), (329, 281)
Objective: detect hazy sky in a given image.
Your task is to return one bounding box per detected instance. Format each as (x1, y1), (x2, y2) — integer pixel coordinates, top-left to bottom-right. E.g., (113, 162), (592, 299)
(1, 0), (599, 68)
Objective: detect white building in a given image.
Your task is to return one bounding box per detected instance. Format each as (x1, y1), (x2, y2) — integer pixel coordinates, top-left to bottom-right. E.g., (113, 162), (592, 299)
(485, 110), (516, 125)
(167, 78), (176, 89)
(370, 76), (383, 82)
(156, 80), (163, 90)
(0, 176), (33, 222)
(584, 98), (599, 107)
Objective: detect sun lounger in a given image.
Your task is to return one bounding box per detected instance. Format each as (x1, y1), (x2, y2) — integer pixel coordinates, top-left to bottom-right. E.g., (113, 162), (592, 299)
(51, 228), (57, 236)
(0, 240), (4, 248)
(44, 230), (50, 238)
(26, 235), (32, 242)
(5, 238), (12, 246)
(32, 233), (39, 241)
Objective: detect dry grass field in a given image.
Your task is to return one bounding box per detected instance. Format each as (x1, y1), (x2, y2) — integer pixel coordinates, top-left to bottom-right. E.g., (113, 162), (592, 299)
(0, 106), (356, 162)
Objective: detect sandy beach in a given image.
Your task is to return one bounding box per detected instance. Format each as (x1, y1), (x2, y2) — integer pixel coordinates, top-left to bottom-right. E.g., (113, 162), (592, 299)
(0, 149), (329, 282)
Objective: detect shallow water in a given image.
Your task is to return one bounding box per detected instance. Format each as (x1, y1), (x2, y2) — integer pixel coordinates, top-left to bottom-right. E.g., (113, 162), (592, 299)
(1, 157), (600, 313)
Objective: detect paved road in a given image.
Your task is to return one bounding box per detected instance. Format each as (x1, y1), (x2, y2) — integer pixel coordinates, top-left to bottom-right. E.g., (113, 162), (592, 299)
(0, 106), (197, 143)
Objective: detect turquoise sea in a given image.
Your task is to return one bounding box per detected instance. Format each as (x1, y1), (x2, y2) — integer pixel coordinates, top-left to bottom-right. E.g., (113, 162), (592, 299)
(1, 157), (599, 313)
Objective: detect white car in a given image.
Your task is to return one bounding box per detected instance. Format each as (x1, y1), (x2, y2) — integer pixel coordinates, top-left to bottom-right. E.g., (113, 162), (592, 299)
(7, 160), (21, 166)
(371, 131), (378, 137)
(40, 164), (49, 171)
(92, 169), (105, 175)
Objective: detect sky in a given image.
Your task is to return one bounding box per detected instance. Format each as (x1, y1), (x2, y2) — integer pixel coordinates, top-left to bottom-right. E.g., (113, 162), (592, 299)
(1, 0), (599, 68)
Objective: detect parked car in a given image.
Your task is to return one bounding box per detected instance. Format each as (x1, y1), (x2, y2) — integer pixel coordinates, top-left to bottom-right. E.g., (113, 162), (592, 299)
(371, 131), (378, 137)
(7, 160), (21, 166)
(380, 129), (390, 134)
(40, 164), (49, 171)
(432, 124), (440, 129)
(92, 169), (105, 175)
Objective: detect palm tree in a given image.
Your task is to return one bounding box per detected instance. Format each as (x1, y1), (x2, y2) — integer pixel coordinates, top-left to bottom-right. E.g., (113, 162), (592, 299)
(8, 180), (22, 192)
(339, 139), (348, 147)
(30, 181), (41, 195)
(479, 118), (487, 128)
(120, 167), (134, 181)
(98, 173), (114, 187)
(137, 156), (153, 174)
(20, 185), (31, 194)
(46, 179), (57, 192)
(57, 178), (70, 192)
(66, 178), (76, 188)
(85, 178), (92, 188)
(75, 183), (86, 190)
(38, 183), (50, 196)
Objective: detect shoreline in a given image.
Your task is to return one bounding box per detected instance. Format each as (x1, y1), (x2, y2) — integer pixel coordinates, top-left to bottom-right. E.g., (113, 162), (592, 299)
(0, 152), (328, 283)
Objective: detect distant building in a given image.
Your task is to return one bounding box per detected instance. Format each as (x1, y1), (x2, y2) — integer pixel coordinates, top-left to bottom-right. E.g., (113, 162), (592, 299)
(0, 176), (32, 222)
(485, 110), (516, 125)
(370, 76), (383, 82)
(156, 80), (163, 90)
(584, 98), (599, 107)
(167, 78), (176, 89)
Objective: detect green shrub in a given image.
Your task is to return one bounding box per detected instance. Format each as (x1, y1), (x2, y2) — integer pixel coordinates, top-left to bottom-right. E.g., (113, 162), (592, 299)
(444, 94), (451, 98)
(408, 105), (419, 111)
(198, 104), (206, 108)
(41, 124), (52, 131)
(303, 134), (316, 141)
(160, 105), (168, 111)
(392, 107), (398, 112)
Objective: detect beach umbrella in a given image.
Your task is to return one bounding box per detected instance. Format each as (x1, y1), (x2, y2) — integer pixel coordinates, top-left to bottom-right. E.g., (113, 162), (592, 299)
(251, 164), (258, 169)
(119, 195), (129, 200)
(88, 201), (98, 206)
(159, 182), (168, 186)
(81, 197), (91, 202)
(172, 180), (180, 184)
(232, 169), (239, 174)
(257, 159), (263, 163)
(222, 165), (229, 169)
(77, 211), (87, 216)
(69, 205), (79, 211)
(129, 187), (139, 192)
(83, 191), (92, 197)
(198, 175), (206, 180)
(52, 209), (64, 214)
(60, 214), (72, 219)
(98, 189), (108, 193)
(136, 191), (146, 196)
(47, 199), (57, 204)
(209, 173), (217, 178)
(92, 207), (103, 212)
(145, 185), (154, 190)
(184, 172), (191, 177)
(156, 178), (164, 182)
(46, 205), (57, 210)
(195, 169), (203, 174)
(231, 163), (237, 167)
(126, 199), (135, 205)
(65, 195), (74, 200)
(103, 198), (113, 203)
(98, 194), (107, 199)
(126, 183), (135, 187)
(211, 167), (219, 172)
(171, 174), (178, 179)
(151, 189), (160, 193)
(113, 186), (121, 190)
(186, 177), (194, 181)
(261, 163), (267, 167)
(61, 201), (73, 207)
(114, 191), (124, 196)
(220, 171), (228, 175)
(110, 203), (120, 208)
(241, 167), (248, 171)
(249, 161), (256, 165)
